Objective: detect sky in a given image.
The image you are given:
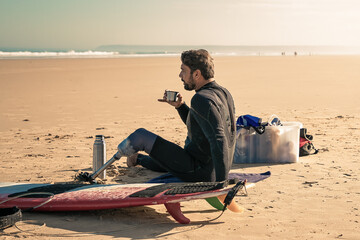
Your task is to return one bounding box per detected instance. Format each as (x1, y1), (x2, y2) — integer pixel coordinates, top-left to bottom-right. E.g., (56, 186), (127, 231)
(0, 0), (360, 50)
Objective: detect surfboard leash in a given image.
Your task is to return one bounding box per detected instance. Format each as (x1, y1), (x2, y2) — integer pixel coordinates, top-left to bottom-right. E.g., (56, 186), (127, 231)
(223, 179), (248, 210)
(210, 179), (248, 222)
(0, 192), (54, 231)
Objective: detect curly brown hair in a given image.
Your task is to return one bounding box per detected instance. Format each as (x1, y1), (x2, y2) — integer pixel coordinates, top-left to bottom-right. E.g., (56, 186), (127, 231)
(181, 49), (214, 80)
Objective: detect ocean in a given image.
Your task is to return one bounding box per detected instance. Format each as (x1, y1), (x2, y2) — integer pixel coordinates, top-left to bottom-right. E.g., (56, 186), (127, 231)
(1, 45), (360, 59)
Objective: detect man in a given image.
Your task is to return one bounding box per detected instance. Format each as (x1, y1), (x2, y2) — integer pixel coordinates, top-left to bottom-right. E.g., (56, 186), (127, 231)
(116, 49), (236, 182)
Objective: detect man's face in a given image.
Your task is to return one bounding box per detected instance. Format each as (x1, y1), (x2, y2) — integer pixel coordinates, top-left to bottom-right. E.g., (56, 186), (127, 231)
(179, 64), (196, 91)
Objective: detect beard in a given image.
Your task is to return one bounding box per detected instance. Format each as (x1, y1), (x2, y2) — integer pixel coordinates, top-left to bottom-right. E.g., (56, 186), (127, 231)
(183, 75), (196, 91)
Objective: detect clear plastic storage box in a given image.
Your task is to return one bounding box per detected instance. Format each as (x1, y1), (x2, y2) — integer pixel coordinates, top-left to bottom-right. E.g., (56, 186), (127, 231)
(233, 122), (302, 164)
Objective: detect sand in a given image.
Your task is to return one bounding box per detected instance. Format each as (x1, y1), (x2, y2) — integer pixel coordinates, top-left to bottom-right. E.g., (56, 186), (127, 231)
(0, 56), (359, 239)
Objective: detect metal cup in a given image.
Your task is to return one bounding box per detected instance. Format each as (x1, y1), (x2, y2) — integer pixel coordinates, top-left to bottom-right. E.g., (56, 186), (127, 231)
(166, 90), (178, 102)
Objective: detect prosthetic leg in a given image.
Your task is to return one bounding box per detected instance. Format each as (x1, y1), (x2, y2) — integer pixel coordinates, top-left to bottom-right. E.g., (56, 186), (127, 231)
(76, 129), (157, 183)
(75, 151), (121, 183)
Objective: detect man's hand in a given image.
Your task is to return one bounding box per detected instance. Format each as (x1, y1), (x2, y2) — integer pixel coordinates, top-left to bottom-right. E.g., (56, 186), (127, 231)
(158, 90), (184, 108)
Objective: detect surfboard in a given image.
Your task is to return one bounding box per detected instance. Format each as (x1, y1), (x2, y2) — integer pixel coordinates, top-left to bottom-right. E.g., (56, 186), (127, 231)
(0, 180), (252, 224)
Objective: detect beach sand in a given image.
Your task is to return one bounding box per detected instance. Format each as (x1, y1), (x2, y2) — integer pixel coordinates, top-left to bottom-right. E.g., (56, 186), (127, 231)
(0, 56), (359, 239)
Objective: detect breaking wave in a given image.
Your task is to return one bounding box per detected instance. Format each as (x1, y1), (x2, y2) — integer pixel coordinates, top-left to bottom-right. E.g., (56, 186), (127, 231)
(0, 50), (119, 59)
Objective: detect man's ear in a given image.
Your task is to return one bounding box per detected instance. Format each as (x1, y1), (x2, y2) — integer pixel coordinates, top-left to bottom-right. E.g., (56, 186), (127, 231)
(193, 69), (201, 79)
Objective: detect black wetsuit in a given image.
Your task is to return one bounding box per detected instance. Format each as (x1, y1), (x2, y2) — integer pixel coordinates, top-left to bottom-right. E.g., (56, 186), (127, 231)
(138, 81), (236, 182)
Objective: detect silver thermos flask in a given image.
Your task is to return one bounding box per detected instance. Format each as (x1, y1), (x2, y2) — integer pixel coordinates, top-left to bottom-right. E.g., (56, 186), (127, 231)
(93, 135), (106, 179)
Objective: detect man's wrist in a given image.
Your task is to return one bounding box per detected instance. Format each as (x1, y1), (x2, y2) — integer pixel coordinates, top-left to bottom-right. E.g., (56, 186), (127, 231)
(175, 102), (185, 109)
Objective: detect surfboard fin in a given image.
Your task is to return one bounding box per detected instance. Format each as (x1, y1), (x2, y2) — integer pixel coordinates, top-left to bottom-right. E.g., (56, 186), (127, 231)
(217, 194), (244, 213)
(205, 197), (225, 210)
(205, 195), (244, 213)
(218, 180), (247, 213)
(164, 202), (190, 224)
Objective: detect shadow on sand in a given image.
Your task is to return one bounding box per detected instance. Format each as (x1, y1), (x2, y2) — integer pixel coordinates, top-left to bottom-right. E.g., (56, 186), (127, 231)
(7, 207), (224, 239)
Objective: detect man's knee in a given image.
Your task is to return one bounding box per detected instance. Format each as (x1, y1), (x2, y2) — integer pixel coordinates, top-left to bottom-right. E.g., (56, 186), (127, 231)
(133, 128), (150, 136)
(128, 128), (157, 154)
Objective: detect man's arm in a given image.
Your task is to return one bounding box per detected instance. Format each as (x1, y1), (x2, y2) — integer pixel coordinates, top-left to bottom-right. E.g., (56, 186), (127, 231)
(191, 96), (231, 181)
(176, 103), (189, 124)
